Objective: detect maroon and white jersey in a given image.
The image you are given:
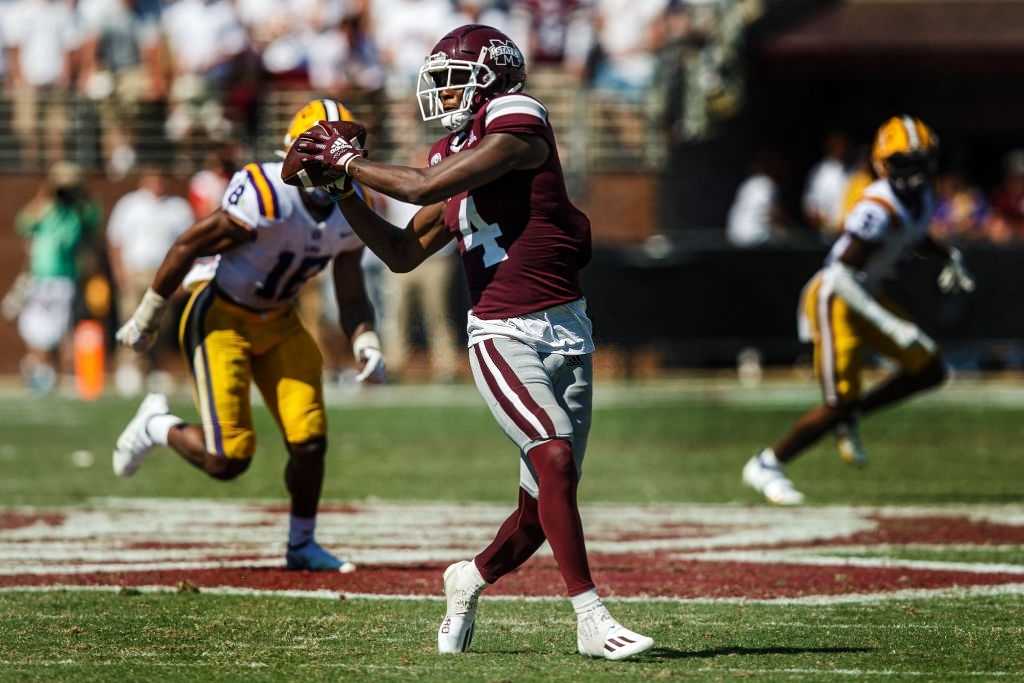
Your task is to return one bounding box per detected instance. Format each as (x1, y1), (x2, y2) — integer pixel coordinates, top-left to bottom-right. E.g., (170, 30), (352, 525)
(428, 93), (592, 323)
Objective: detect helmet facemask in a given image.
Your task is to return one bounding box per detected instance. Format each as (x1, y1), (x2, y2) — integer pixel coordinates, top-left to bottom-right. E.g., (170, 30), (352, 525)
(417, 50), (496, 131)
(885, 151), (937, 196)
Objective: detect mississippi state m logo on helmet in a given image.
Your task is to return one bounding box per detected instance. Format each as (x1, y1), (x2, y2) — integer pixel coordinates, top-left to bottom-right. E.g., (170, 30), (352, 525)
(488, 40), (522, 68)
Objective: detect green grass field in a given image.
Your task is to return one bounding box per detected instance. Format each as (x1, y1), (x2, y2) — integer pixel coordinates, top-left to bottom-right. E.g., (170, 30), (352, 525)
(1, 382), (1023, 681)
(2, 592), (1022, 682)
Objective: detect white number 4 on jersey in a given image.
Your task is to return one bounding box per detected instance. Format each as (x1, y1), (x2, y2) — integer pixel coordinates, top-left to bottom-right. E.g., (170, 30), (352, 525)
(458, 197), (508, 268)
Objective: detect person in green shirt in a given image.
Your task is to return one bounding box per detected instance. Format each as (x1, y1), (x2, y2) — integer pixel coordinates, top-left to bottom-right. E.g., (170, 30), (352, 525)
(14, 162), (101, 393)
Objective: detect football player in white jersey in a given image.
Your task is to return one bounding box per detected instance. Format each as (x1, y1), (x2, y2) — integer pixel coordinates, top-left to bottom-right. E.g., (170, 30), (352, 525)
(743, 116), (975, 505)
(112, 100), (383, 570)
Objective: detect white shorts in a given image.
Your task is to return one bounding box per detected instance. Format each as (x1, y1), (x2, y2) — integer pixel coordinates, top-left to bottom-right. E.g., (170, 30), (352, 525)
(18, 277), (74, 351)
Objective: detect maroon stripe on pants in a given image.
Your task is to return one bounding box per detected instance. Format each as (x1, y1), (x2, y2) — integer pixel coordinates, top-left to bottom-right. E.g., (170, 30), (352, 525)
(483, 339), (557, 437)
(474, 343), (540, 440)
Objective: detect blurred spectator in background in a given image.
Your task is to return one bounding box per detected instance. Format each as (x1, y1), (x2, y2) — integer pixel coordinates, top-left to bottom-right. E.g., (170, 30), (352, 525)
(77, 0), (167, 176)
(931, 170), (990, 243)
(590, 0), (666, 102)
(188, 142), (238, 218)
(372, 0), (455, 95)
(450, 0), (513, 36)
(5, 0), (81, 167)
(988, 149), (1024, 243)
(161, 0), (247, 143)
(511, 0), (591, 76)
(308, 3), (385, 96)
(379, 147), (458, 382)
(12, 163), (101, 393)
(838, 144), (874, 222)
(106, 169), (193, 394)
(802, 131), (850, 236)
(727, 148), (789, 247)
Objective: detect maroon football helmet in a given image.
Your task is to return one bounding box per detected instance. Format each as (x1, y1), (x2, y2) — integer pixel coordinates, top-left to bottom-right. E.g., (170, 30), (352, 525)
(417, 24), (527, 131)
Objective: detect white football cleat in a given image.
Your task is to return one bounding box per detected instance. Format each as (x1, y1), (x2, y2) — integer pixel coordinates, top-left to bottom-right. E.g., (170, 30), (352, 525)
(577, 605), (654, 661)
(742, 449), (805, 506)
(835, 420), (868, 467)
(113, 393), (168, 477)
(437, 560), (486, 654)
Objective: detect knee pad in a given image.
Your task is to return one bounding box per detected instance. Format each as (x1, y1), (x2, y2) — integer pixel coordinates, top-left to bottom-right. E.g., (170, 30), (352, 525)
(527, 439), (575, 481)
(207, 457), (251, 481)
(287, 436), (327, 461)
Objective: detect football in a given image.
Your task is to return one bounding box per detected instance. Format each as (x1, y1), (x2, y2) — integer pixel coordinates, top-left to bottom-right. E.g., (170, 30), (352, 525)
(280, 120), (367, 188)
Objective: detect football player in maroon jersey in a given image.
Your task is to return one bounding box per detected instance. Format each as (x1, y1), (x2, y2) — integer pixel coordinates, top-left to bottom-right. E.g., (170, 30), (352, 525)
(289, 24), (653, 661)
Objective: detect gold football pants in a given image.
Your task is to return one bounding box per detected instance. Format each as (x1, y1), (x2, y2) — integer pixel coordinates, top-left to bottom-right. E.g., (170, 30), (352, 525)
(801, 271), (937, 406)
(179, 283), (326, 459)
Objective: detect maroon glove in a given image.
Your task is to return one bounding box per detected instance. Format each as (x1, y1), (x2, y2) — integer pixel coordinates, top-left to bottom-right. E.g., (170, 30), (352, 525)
(282, 120), (368, 193)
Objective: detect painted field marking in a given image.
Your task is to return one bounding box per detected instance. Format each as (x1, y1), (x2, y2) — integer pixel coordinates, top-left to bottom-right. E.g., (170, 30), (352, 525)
(3, 500), (1024, 600)
(3, 581), (1024, 606)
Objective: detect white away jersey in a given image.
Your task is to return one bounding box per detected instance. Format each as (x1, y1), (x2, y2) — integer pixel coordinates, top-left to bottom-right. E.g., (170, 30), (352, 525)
(187, 161), (363, 310)
(826, 179), (935, 290)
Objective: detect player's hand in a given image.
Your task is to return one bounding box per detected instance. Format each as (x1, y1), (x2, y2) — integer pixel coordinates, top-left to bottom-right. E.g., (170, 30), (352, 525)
(293, 121), (367, 178)
(938, 247), (975, 294)
(888, 319), (936, 353)
(352, 330), (385, 383)
(115, 318), (159, 352)
(355, 346), (386, 383)
(115, 288), (167, 352)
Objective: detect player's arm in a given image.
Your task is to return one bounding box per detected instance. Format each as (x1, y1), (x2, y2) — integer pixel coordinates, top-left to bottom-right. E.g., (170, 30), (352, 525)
(347, 133), (547, 205)
(334, 195), (452, 273)
(331, 247), (384, 382)
(115, 210), (252, 351)
(150, 211), (252, 297)
(824, 205), (934, 351)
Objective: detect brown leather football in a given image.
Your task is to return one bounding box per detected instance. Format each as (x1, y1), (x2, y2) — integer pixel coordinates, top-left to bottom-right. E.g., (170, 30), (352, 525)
(280, 120), (367, 188)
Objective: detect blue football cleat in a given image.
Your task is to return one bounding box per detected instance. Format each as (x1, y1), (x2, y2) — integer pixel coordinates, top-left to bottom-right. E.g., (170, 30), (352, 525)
(285, 540), (356, 572)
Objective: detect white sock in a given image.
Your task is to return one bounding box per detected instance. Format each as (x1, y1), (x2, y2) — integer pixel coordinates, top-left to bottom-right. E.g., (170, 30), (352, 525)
(146, 414), (184, 446)
(571, 588), (603, 616)
(759, 448), (779, 468)
(463, 560), (489, 591)
(288, 515), (316, 548)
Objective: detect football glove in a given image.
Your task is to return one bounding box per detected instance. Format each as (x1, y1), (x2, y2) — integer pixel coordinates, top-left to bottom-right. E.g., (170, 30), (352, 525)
(938, 247), (975, 294)
(353, 330), (386, 383)
(293, 121), (367, 191)
(115, 288), (167, 352)
(887, 318), (937, 353)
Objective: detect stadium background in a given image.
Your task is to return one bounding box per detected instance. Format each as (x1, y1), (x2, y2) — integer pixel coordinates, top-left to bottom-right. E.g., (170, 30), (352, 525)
(2, 0), (1023, 381)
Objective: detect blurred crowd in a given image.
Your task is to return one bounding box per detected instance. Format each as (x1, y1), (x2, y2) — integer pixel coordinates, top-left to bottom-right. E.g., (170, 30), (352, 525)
(727, 132), (1024, 248)
(2, 155), (465, 394)
(0, 0), (758, 173)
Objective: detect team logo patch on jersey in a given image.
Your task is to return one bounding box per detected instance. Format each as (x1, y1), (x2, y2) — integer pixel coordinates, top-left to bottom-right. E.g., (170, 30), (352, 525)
(488, 39), (522, 68)
(430, 153), (442, 166)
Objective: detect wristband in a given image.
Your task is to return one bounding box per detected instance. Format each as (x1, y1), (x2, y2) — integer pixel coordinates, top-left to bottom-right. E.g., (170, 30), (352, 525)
(352, 330), (381, 358)
(135, 288), (168, 330)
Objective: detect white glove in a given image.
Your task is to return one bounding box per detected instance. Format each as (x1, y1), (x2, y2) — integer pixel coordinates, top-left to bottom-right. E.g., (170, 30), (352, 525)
(353, 330), (386, 383)
(886, 318), (937, 353)
(115, 288), (167, 352)
(938, 247), (975, 294)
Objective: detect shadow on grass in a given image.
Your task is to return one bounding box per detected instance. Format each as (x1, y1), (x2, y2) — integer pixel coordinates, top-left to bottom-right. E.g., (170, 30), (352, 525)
(647, 646), (875, 660)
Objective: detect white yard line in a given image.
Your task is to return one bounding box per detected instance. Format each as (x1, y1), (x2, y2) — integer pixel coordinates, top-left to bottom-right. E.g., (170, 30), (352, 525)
(3, 581), (1024, 606)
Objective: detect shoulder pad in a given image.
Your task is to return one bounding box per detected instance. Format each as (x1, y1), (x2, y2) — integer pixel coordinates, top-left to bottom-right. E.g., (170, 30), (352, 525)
(221, 163), (283, 228)
(844, 198), (895, 242)
(484, 94), (548, 131)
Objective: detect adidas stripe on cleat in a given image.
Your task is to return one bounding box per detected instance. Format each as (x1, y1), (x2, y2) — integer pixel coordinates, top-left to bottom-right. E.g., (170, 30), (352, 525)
(577, 605), (654, 661)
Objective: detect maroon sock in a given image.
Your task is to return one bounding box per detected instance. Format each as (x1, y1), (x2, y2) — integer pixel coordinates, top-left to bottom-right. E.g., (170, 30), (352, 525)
(527, 439), (595, 596)
(474, 487), (546, 584)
